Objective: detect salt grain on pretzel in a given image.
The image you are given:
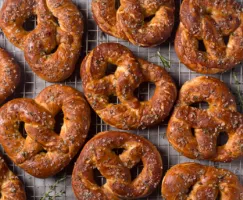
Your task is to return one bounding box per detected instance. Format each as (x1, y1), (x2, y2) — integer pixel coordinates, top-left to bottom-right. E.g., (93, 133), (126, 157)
(0, 0), (83, 82)
(0, 85), (90, 178)
(162, 163), (243, 200)
(72, 131), (163, 200)
(167, 76), (243, 162)
(81, 43), (177, 130)
(175, 0), (243, 74)
(92, 0), (175, 47)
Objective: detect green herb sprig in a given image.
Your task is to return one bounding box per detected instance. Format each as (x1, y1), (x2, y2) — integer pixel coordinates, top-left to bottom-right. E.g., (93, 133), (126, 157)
(233, 72), (243, 110)
(157, 51), (171, 69)
(40, 175), (66, 200)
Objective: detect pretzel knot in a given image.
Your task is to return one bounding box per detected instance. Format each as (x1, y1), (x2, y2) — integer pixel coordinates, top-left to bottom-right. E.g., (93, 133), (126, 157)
(0, 85), (90, 178)
(0, 0), (83, 82)
(175, 0), (243, 74)
(162, 163), (243, 200)
(81, 43), (177, 130)
(72, 131), (162, 200)
(167, 76), (243, 162)
(92, 0), (175, 47)
(0, 155), (26, 199)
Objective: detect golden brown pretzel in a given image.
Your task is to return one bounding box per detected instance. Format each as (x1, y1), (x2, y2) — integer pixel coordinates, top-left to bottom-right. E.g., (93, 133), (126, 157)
(167, 76), (243, 162)
(162, 163), (243, 200)
(0, 155), (26, 200)
(92, 0), (175, 47)
(0, 0), (83, 82)
(72, 131), (162, 200)
(0, 85), (90, 178)
(81, 43), (177, 130)
(0, 48), (20, 104)
(175, 0), (243, 74)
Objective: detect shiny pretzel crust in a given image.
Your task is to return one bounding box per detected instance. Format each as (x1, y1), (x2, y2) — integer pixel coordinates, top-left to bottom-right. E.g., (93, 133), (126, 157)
(162, 163), (243, 200)
(72, 131), (162, 200)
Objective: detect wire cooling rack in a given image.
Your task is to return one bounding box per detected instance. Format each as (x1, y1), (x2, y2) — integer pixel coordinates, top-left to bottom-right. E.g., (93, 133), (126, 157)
(0, 0), (242, 199)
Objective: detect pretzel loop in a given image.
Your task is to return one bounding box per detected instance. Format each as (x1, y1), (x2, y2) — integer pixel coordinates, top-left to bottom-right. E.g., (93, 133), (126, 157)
(0, 0), (83, 82)
(92, 0), (175, 47)
(81, 43), (177, 130)
(72, 131), (163, 200)
(167, 76), (243, 162)
(175, 0), (243, 74)
(0, 85), (90, 178)
(162, 163), (243, 200)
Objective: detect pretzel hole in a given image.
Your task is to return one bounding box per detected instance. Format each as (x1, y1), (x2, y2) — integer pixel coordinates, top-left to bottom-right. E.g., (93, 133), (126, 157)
(109, 95), (120, 104)
(190, 102), (209, 110)
(17, 121), (27, 138)
(144, 15), (155, 24)
(217, 132), (228, 146)
(115, 0), (120, 10)
(186, 184), (194, 195)
(198, 40), (206, 52)
(112, 148), (125, 155)
(93, 168), (106, 186)
(223, 36), (230, 46)
(54, 111), (64, 134)
(39, 149), (48, 155)
(134, 82), (155, 101)
(130, 161), (143, 181)
(23, 15), (37, 32)
(49, 45), (59, 55)
(191, 128), (196, 137)
(216, 192), (221, 200)
(53, 16), (60, 26)
(105, 63), (117, 76)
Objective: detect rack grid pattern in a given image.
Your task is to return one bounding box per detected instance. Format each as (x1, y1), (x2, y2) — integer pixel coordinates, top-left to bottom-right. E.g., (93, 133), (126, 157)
(0, 0), (243, 199)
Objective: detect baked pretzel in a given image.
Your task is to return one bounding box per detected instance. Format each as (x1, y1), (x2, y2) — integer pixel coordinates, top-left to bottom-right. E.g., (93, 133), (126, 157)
(0, 85), (90, 178)
(81, 43), (177, 130)
(0, 0), (83, 82)
(72, 131), (162, 200)
(0, 48), (20, 104)
(0, 154), (26, 200)
(167, 76), (243, 162)
(175, 0), (243, 74)
(92, 0), (175, 47)
(162, 163), (243, 200)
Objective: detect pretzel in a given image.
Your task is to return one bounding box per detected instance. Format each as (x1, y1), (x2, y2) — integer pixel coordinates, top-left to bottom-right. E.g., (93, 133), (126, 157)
(0, 0), (83, 82)
(0, 155), (26, 200)
(0, 48), (20, 104)
(81, 43), (177, 130)
(72, 131), (162, 200)
(162, 163), (243, 200)
(0, 85), (90, 178)
(92, 0), (175, 47)
(175, 0), (243, 74)
(167, 76), (243, 162)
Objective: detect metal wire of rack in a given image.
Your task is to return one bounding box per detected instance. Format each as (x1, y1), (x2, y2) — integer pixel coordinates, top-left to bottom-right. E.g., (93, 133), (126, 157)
(0, 0), (242, 199)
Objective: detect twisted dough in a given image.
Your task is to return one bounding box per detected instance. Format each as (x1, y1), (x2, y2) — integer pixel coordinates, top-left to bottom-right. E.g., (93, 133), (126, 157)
(0, 85), (90, 178)
(175, 0), (243, 74)
(81, 43), (177, 130)
(167, 76), (243, 162)
(72, 131), (162, 200)
(162, 163), (243, 200)
(0, 0), (83, 82)
(92, 0), (175, 47)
